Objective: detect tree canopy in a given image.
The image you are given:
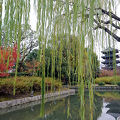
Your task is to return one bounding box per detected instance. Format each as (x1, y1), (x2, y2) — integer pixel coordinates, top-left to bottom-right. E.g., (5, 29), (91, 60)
(0, 0), (119, 119)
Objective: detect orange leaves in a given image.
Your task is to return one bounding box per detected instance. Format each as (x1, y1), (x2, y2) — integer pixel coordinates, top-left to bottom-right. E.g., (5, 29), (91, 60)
(25, 60), (40, 74)
(0, 44), (18, 77)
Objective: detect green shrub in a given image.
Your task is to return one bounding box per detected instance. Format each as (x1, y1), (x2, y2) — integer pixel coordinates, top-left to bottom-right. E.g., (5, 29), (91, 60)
(117, 82), (120, 87)
(111, 81), (116, 85)
(98, 82), (105, 86)
(0, 77), (61, 96)
(10, 72), (30, 77)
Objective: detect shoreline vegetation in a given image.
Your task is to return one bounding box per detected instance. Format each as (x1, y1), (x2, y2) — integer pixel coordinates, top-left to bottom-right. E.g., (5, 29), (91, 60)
(0, 77), (62, 102)
(0, 76), (120, 102)
(96, 91), (120, 100)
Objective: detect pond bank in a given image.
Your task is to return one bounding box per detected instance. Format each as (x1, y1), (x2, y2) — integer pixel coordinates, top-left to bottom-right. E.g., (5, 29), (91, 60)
(0, 89), (75, 109)
(64, 85), (120, 92)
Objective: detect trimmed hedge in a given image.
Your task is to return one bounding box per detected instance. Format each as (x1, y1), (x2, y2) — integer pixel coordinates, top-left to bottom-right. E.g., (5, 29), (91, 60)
(0, 77), (61, 96)
(95, 76), (120, 85)
(117, 82), (120, 87)
(98, 82), (105, 86)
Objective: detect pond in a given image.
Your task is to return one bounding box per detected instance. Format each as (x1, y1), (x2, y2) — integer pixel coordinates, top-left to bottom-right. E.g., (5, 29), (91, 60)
(0, 91), (120, 120)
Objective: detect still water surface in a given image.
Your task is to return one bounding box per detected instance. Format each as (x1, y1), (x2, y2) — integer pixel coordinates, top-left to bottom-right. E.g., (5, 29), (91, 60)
(0, 91), (120, 120)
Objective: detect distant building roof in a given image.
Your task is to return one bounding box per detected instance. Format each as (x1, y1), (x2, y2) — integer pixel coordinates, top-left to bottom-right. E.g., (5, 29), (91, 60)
(101, 47), (119, 54)
(102, 60), (120, 65)
(101, 54), (119, 59)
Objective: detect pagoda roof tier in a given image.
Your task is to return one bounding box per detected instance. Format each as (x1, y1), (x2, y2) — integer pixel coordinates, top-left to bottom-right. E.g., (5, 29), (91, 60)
(101, 60), (120, 65)
(101, 55), (119, 59)
(101, 47), (119, 54)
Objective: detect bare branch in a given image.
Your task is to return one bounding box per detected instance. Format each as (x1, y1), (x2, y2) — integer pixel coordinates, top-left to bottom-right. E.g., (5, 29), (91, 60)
(96, 14), (120, 30)
(93, 26), (99, 30)
(94, 19), (120, 42)
(100, 8), (120, 21)
(86, 7), (120, 21)
(111, 23), (120, 29)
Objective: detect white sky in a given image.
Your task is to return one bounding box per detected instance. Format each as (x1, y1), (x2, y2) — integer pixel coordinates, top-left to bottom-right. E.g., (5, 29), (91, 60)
(30, 0), (37, 31)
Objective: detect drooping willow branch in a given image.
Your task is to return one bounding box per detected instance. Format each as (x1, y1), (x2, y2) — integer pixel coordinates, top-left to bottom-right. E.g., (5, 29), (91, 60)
(61, 2), (120, 42)
(86, 7), (120, 21)
(0, 0), (3, 46)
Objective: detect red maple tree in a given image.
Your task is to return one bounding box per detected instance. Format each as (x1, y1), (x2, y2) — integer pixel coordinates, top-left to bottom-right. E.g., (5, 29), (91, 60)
(0, 44), (18, 77)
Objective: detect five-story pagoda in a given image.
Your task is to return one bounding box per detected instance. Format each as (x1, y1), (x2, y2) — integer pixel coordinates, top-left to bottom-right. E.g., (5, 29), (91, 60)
(101, 47), (120, 70)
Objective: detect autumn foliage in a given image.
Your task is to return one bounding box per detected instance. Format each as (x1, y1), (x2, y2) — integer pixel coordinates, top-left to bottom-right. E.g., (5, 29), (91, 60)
(99, 69), (120, 77)
(25, 60), (40, 75)
(0, 44), (17, 77)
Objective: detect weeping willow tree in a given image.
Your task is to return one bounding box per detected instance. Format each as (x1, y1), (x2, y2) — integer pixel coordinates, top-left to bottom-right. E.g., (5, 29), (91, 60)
(0, 0), (120, 119)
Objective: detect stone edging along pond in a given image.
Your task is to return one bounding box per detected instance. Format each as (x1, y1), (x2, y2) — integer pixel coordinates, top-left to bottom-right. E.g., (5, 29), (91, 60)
(93, 86), (120, 91)
(65, 85), (120, 92)
(0, 89), (75, 109)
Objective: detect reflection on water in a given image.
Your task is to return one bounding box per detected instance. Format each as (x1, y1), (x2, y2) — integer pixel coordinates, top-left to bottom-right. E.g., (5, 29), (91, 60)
(0, 91), (120, 120)
(96, 92), (120, 120)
